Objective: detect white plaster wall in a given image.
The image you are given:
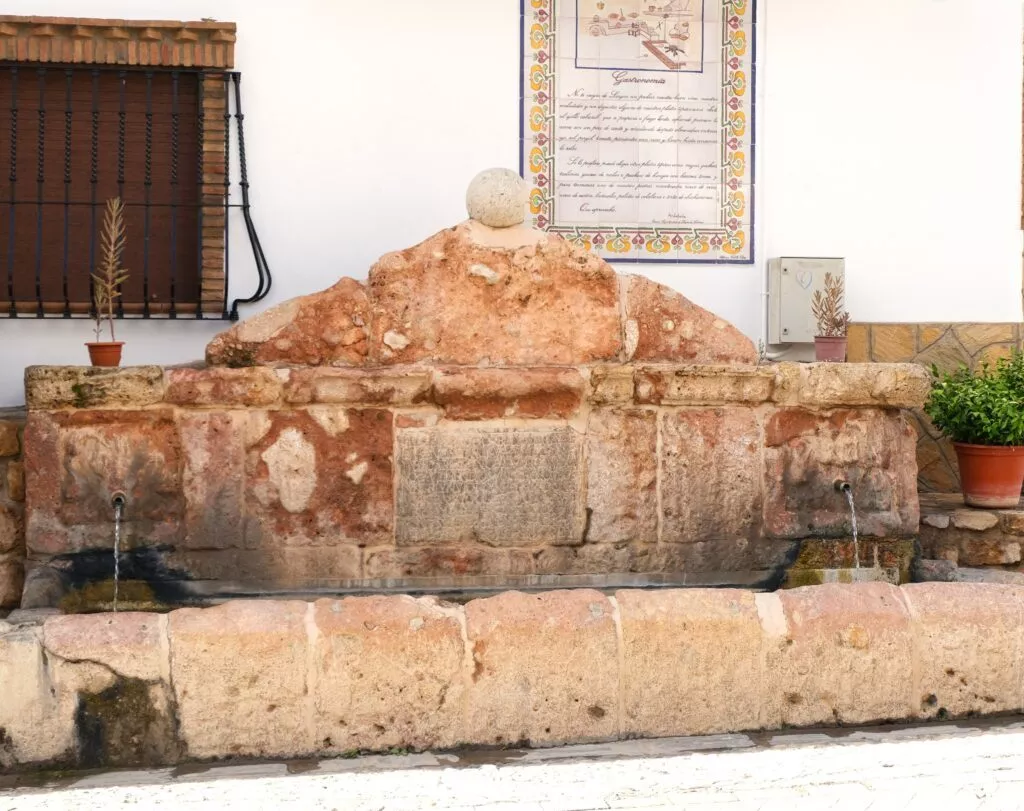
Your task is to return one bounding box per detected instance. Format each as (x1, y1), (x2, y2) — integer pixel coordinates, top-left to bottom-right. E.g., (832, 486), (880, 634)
(0, 0), (1021, 405)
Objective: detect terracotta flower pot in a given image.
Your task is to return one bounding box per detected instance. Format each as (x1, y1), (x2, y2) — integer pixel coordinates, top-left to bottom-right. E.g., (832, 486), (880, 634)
(814, 336), (847, 363)
(953, 442), (1024, 509)
(86, 341), (124, 367)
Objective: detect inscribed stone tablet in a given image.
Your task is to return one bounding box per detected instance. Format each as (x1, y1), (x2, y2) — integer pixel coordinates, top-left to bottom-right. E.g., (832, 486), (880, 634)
(395, 426), (585, 547)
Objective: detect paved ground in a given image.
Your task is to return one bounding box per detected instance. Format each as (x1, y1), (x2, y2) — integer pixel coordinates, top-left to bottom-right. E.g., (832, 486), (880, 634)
(5, 720), (1024, 810)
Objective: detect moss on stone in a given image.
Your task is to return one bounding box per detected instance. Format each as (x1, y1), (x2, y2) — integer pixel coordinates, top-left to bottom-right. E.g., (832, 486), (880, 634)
(60, 580), (169, 614)
(75, 677), (181, 768)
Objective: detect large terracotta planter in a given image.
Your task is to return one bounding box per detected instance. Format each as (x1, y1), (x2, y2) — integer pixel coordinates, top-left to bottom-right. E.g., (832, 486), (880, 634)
(814, 336), (847, 363)
(86, 341), (124, 367)
(954, 442), (1024, 508)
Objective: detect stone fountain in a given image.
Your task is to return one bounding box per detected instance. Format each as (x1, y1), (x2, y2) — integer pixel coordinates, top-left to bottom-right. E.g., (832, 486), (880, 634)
(18, 169), (929, 610)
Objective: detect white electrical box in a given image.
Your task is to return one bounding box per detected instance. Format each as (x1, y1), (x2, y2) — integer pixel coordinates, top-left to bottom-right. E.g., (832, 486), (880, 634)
(767, 257), (846, 344)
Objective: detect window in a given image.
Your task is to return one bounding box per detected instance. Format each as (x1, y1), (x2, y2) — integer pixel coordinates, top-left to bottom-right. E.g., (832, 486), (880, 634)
(0, 17), (269, 320)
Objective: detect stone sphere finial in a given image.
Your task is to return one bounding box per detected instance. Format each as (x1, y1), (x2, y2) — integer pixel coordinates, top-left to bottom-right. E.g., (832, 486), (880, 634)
(466, 168), (528, 228)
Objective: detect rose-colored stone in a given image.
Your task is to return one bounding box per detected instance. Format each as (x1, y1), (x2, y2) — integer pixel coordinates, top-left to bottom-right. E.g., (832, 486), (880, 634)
(634, 365), (774, 405)
(768, 583), (915, 726)
(763, 409), (918, 539)
(164, 367), (282, 406)
(465, 590), (618, 746)
(25, 410), (184, 555)
(169, 601), (312, 759)
(432, 368), (585, 420)
(313, 596), (464, 753)
(284, 367), (432, 406)
(24, 365), (165, 409)
(904, 583), (1024, 718)
(586, 409), (658, 543)
(6, 460), (25, 502)
(245, 409), (393, 546)
(43, 612), (166, 682)
(618, 589), (764, 736)
(661, 409), (762, 542)
(0, 420), (19, 457)
(623, 275), (756, 365)
(368, 224), (622, 365)
(180, 412), (246, 550)
(206, 278), (370, 367)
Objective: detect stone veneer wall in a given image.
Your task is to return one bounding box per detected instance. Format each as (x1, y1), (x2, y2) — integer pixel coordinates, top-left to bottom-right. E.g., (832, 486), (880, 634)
(20, 361), (927, 608)
(0, 410), (25, 608)
(848, 323), (1024, 493)
(2, 582), (1023, 770)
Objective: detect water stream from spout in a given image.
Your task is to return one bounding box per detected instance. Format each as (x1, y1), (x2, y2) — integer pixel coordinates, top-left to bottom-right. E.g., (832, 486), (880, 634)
(843, 488), (859, 570)
(113, 502), (122, 612)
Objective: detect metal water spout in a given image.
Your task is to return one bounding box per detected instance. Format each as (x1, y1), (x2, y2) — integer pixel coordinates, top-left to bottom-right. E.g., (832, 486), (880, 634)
(110, 492), (126, 612)
(834, 480), (859, 569)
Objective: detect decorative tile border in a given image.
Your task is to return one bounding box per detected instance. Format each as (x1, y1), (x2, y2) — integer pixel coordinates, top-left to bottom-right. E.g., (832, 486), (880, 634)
(520, 0), (755, 263)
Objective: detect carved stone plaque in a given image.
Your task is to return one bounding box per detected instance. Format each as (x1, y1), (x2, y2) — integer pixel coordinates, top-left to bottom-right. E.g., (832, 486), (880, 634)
(395, 426), (585, 547)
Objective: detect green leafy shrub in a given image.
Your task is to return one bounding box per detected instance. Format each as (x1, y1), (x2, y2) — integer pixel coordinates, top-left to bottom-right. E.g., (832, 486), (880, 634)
(924, 351), (1024, 446)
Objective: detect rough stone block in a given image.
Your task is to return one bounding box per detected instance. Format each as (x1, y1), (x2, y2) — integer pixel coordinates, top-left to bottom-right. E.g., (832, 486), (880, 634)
(169, 601), (312, 759)
(464, 590), (618, 746)
(25, 365), (165, 409)
(25, 410), (184, 555)
(589, 366), (634, 405)
(432, 368), (585, 420)
(43, 612), (167, 682)
(368, 224), (622, 365)
(395, 425), (585, 547)
(167, 545), (362, 589)
(284, 367), (432, 406)
(586, 409), (658, 544)
(313, 596), (464, 753)
(951, 510), (999, 532)
(164, 367), (282, 406)
(0, 420), (19, 457)
(0, 553), (24, 608)
(904, 583), (1024, 718)
(206, 277), (370, 367)
(618, 589), (764, 737)
(6, 460), (25, 502)
(1004, 512), (1024, 535)
(958, 538), (1021, 567)
(623, 275), (756, 364)
(362, 546), (508, 581)
(245, 409), (393, 546)
(180, 411), (246, 550)
(0, 504), (23, 553)
(767, 584), (915, 726)
(661, 409), (762, 542)
(634, 366), (773, 406)
(773, 363), (930, 409)
(763, 409), (918, 539)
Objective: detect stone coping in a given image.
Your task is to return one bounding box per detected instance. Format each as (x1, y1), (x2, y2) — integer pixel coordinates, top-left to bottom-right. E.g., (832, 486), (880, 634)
(2, 582), (1022, 770)
(23, 362), (930, 412)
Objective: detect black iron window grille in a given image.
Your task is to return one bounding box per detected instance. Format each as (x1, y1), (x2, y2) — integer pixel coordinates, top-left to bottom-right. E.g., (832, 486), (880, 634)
(1, 63), (270, 320)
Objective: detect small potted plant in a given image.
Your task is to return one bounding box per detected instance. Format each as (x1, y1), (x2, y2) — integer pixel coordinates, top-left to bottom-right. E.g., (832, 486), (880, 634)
(810, 272), (850, 362)
(86, 197), (129, 367)
(925, 351), (1024, 508)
